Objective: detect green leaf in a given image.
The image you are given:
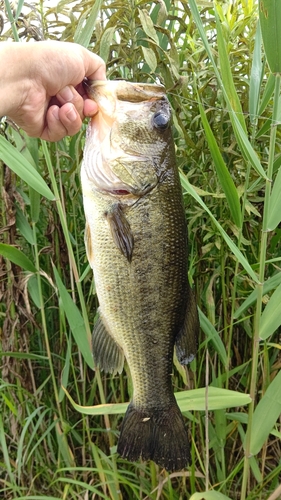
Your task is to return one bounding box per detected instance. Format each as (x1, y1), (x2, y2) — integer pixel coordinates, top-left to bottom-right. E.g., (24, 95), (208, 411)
(142, 46), (157, 72)
(215, 7), (247, 133)
(190, 491), (232, 500)
(52, 265), (94, 370)
(99, 27), (115, 63)
(260, 281), (281, 339)
(0, 135), (55, 200)
(259, 0), (281, 74)
(74, 0), (102, 47)
(138, 8), (158, 44)
(199, 102), (242, 228)
(16, 206), (35, 245)
(0, 243), (37, 273)
(250, 369), (281, 455)
(188, 0), (267, 180)
(249, 22), (263, 122)
(234, 272), (281, 319)
(258, 72), (275, 116)
(180, 173), (259, 284)
(198, 309), (228, 367)
(27, 274), (41, 308)
(63, 386), (251, 416)
(55, 418), (75, 468)
(268, 166), (281, 230)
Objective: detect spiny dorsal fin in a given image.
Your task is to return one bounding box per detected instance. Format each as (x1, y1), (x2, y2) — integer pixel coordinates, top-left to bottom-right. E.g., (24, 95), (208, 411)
(92, 312), (124, 374)
(105, 203), (134, 262)
(175, 284), (199, 365)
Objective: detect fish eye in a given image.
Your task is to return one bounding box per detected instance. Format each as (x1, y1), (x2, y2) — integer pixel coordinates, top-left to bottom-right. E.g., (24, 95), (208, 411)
(152, 111), (170, 130)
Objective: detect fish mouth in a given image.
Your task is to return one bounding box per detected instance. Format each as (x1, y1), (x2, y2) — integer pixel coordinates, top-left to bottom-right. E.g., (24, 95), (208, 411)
(84, 79), (166, 103)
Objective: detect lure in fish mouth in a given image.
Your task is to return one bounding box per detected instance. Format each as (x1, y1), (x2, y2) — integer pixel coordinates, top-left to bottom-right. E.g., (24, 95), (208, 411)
(81, 79), (199, 471)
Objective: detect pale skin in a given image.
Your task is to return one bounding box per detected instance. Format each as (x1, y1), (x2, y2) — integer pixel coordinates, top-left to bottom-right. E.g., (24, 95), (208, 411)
(0, 41), (106, 142)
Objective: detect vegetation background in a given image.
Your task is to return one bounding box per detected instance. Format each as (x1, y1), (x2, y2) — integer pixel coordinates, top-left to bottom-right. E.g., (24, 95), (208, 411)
(0, 0), (280, 499)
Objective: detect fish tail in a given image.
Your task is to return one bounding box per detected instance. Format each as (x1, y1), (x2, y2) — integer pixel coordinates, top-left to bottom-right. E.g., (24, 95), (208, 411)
(117, 400), (190, 471)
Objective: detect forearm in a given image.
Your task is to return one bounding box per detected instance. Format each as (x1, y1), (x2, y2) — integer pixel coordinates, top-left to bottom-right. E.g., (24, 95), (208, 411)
(0, 42), (32, 118)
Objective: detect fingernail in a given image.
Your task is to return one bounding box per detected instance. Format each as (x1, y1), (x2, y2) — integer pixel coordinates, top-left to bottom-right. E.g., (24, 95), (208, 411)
(52, 107), (60, 120)
(66, 105), (77, 122)
(59, 86), (74, 102)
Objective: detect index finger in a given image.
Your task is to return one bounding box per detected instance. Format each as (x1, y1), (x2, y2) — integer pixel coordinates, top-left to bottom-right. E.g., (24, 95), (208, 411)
(84, 51), (106, 81)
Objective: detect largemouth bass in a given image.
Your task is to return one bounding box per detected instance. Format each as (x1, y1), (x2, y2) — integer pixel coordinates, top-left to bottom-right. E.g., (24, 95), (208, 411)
(81, 80), (199, 471)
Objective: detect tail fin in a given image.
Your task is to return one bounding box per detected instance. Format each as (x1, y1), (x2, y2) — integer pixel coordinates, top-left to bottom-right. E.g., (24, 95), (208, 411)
(117, 401), (190, 471)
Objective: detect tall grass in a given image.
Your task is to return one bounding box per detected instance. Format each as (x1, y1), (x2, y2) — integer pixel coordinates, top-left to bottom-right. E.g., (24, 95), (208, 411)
(0, 1), (281, 499)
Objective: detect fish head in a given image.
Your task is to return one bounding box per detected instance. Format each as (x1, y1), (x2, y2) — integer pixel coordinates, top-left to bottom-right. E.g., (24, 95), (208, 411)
(82, 80), (173, 199)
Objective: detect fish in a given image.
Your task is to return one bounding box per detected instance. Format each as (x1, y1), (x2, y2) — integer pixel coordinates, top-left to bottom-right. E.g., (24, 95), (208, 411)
(81, 80), (199, 471)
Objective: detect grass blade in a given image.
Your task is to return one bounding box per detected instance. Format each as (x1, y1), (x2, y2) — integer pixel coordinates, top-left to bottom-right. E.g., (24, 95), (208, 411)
(73, 0), (102, 47)
(0, 135), (55, 200)
(260, 280), (281, 339)
(198, 309), (228, 367)
(190, 491), (232, 500)
(180, 173), (259, 283)
(63, 386), (251, 415)
(215, 7), (247, 132)
(250, 369), (281, 455)
(268, 165), (281, 230)
(249, 22), (263, 122)
(52, 264), (94, 369)
(199, 102), (242, 228)
(0, 243), (37, 273)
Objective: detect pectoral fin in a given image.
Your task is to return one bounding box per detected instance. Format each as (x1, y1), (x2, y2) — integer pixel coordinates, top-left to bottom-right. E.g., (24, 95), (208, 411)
(105, 204), (134, 262)
(84, 221), (94, 267)
(175, 285), (199, 365)
(92, 312), (124, 374)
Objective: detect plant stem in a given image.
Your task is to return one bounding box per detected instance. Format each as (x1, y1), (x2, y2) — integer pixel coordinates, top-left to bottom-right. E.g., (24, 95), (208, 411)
(241, 73), (281, 500)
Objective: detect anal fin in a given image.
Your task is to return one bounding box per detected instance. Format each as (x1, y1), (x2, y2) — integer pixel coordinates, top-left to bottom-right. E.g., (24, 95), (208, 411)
(92, 312), (124, 374)
(175, 284), (199, 365)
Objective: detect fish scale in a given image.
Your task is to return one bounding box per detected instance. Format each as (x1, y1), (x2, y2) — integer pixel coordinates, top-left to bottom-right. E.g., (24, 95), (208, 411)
(81, 80), (199, 470)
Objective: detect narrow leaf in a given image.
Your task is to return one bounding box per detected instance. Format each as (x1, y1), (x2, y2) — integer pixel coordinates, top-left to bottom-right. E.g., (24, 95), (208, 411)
(250, 369), (281, 455)
(99, 27), (115, 63)
(258, 72), (275, 116)
(74, 0), (102, 47)
(138, 8), (158, 44)
(0, 243), (37, 273)
(0, 136), (55, 200)
(190, 491), (232, 500)
(63, 386), (251, 416)
(16, 206), (35, 245)
(268, 166), (281, 230)
(199, 102), (242, 228)
(53, 265), (94, 369)
(259, 0), (281, 74)
(198, 309), (228, 367)
(249, 22), (262, 122)
(180, 173), (259, 284)
(188, 0), (267, 180)
(260, 281), (281, 339)
(215, 8), (247, 132)
(234, 272), (281, 319)
(142, 46), (157, 72)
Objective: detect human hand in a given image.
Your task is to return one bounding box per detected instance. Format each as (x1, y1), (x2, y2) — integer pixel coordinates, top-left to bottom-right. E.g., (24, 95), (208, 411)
(0, 41), (106, 141)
